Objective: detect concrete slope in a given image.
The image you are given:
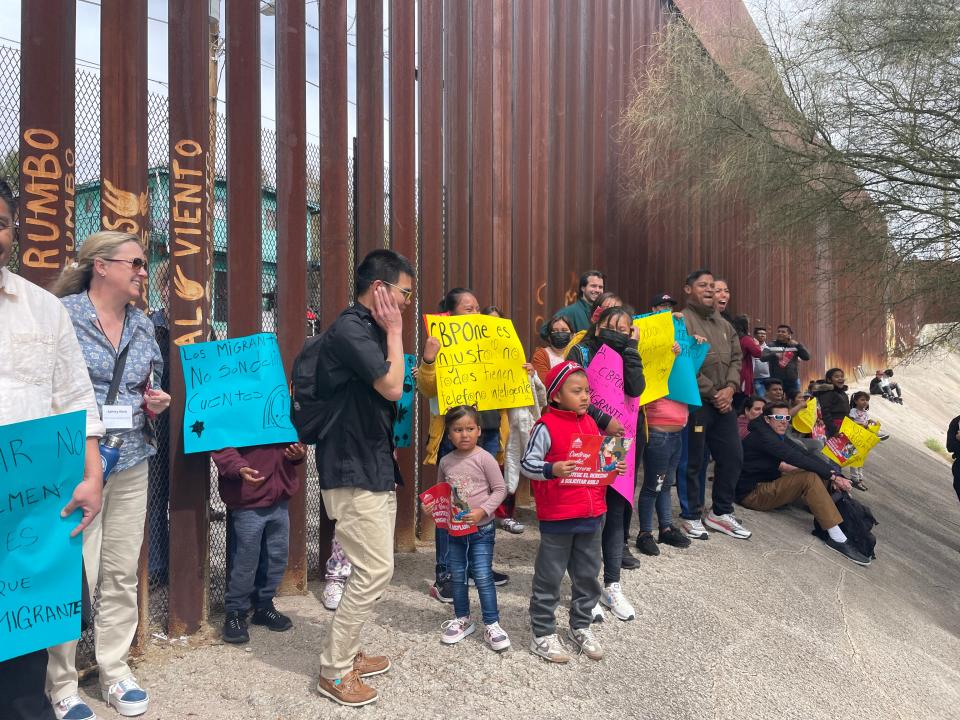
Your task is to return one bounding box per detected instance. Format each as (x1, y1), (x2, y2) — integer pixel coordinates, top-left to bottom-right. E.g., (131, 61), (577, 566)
(76, 356), (960, 720)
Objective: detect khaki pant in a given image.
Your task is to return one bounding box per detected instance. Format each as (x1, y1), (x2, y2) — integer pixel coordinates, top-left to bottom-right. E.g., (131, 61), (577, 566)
(47, 462), (149, 702)
(740, 470), (843, 529)
(319, 488), (396, 680)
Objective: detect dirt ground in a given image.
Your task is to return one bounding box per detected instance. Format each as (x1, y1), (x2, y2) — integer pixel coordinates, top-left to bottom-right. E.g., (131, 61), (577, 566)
(74, 353), (960, 720)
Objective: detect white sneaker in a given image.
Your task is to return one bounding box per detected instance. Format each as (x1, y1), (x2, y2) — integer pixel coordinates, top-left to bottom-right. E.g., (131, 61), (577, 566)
(704, 511), (752, 539)
(484, 621), (511, 652)
(54, 695), (97, 720)
(440, 616), (475, 644)
(590, 602), (605, 623)
(680, 518), (710, 540)
(499, 518), (526, 534)
(529, 633), (570, 663)
(567, 626), (604, 660)
(322, 579), (345, 610)
(600, 583), (636, 621)
(102, 677), (149, 717)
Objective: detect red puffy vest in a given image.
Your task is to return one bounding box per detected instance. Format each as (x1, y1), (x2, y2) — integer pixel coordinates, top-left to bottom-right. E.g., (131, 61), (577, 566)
(531, 407), (607, 522)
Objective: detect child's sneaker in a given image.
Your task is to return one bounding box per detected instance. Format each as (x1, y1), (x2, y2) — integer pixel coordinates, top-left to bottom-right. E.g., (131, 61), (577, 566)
(102, 677), (149, 717)
(566, 626), (604, 661)
(430, 578), (453, 603)
(251, 601), (293, 631)
(590, 602), (605, 623)
(529, 633), (570, 663)
(322, 578), (345, 610)
(484, 621), (511, 652)
(222, 610), (249, 644)
(499, 518), (525, 534)
(658, 525), (692, 548)
(440, 616), (475, 644)
(53, 695), (97, 720)
(600, 583), (635, 621)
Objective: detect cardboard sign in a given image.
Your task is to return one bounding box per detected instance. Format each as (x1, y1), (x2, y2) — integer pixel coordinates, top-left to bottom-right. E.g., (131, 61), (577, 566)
(418, 482), (476, 536)
(179, 333), (298, 454)
(585, 344), (640, 504)
(822, 417), (881, 468)
(559, 433), (631, 486)
(393, 354), (417, 448)
(633, 312), (676, 405)
(0, 411), (86, 662)
(424, 314), (534, 413)
(667, 317), (708, 407)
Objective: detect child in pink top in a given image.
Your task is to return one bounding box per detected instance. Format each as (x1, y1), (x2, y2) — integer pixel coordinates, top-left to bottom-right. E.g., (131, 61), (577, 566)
(434, 405), (510, 652)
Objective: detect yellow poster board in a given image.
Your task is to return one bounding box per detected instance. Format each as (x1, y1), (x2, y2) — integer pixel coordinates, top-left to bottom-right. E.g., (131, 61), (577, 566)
(633, 312), (676, 406)
(425, 314), (535, 414)
(821, 416), (881, 468)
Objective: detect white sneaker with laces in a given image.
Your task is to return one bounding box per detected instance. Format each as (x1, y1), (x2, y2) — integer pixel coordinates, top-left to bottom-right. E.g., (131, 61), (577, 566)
(499, 518), (526, 534)
(440, 616), (475, 644)
(529, 633), (570, 663)
(704, 511), (752, 539)
(53, 695), (97, 720)
(102, 677), (149, 717)
(590, 602), (605, 623)
(600, 583), (636, 621)
(484, 621), (511, 652)
(680, 518), (710, 539)
(567, 626), (604, 660)
(322, 578), (345, 611)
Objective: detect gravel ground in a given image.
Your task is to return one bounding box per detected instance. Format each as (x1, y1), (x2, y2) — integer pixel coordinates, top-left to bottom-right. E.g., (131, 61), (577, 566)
(73, 356), (960, 720)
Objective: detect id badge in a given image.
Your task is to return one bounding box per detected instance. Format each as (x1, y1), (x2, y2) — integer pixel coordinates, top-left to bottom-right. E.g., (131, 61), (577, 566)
(102, 404), (134, 430)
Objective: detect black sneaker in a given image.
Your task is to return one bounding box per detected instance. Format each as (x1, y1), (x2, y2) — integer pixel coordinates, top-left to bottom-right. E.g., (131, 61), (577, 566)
(635, 533), (660, 556)
(620, 545), (641, 570)
(251, 602), (293, 631)
(430, 578), (454, 603)
(223, 611), (249, 644)
(468, 570), (510, 587)
(658, 526), (692, 549)
(823, 537), (871, 566)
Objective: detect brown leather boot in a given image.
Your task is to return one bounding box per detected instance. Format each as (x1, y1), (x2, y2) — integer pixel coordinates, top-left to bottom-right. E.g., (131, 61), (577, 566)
(317, 670), (378, 707)
(353, 650), (391, 678)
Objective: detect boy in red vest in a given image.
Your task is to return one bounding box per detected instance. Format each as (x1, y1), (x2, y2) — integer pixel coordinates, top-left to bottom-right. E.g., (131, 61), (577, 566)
(521, 361), (624, 664)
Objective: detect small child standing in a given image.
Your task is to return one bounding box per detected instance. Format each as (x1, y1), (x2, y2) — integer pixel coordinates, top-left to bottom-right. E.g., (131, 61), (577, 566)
(521, 361), (624, 663)
(848, 392), (888, 491)
(435, 405), (510, 652)
(212, 442), (306, 643)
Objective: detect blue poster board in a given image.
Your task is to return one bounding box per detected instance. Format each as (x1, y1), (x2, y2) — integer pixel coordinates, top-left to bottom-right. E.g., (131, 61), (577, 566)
(393, 354), (417, 448)
(667, 317), (709, 407)
(0, 410), (86, 662)
(180, 333), (298, 453)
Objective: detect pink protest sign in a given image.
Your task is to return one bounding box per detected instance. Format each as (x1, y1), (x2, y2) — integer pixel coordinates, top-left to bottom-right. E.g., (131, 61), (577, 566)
(586, 344), (640, 506)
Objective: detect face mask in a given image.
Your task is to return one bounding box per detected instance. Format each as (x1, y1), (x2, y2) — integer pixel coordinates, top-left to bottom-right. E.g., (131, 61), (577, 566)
(549, 331), (571, 349)
(598, 328), (629, 352)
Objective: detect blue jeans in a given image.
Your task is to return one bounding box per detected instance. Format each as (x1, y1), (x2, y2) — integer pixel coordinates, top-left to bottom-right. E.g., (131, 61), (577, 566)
(783, 378), (801, 397)
(225, 500), (290, 612)
(675, 423), (707, 518)
(753, 379), (767, 398)
(638, 430), (682, 532)
(435, 427), (500, 583)
(448, 521), (498, 624)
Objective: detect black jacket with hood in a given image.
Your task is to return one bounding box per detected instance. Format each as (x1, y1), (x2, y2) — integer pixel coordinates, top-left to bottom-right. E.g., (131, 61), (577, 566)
(813, 382), (849, 437)
(738, 416), (836, 501)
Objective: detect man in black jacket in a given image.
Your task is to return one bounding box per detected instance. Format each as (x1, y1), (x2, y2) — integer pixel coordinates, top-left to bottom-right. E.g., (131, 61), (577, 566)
(737, 401), (870, 566)
(948, 413), (960, 503)
(761, 325), (810, 398)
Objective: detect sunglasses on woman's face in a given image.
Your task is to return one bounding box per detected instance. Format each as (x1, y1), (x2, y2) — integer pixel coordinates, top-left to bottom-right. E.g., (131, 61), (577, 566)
(103, 257), (147, 270)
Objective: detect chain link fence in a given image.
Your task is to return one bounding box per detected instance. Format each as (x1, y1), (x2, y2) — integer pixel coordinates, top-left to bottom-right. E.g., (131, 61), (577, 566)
(0, 45), (358, 643)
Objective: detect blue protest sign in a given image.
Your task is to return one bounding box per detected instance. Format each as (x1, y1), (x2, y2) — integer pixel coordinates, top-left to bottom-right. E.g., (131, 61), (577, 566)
(180, 333), (298, 453)
(0, 410), (86, 662)
(393, 354), (417, 448)
(667, 318), (709, 407)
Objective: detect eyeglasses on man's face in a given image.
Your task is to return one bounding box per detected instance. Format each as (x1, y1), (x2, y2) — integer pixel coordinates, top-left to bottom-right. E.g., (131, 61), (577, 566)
(767, 414), (790, 422)
(381, 279), (413, 301)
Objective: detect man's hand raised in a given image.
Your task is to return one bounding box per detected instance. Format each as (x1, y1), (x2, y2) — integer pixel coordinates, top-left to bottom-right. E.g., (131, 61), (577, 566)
(371, 284), (403, 335)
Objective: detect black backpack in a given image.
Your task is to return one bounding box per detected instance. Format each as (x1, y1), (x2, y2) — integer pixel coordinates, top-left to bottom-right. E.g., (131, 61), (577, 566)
(290, 333), (344, 444)
(814, 491), (878, 559)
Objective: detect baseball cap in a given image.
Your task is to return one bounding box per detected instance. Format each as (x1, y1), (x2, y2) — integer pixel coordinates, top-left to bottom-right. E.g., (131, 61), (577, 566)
(650, 293), (678, 307)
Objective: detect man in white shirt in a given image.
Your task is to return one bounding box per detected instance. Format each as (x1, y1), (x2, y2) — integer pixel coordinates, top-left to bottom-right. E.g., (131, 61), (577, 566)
(0, 179), (105, 720)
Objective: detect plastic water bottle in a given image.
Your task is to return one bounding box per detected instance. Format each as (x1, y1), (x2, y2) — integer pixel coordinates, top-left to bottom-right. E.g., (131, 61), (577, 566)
(99, 435), (124, 483)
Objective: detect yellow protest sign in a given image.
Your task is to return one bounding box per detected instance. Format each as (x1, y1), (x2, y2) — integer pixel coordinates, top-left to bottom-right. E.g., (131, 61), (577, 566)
(633, 312), (676, 405)
(425, 314), (535, 414)
(822, 417), (881, 468)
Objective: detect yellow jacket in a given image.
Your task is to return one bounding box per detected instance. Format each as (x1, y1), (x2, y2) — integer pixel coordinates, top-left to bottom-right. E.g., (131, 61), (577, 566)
(416, 360), (509, 465)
